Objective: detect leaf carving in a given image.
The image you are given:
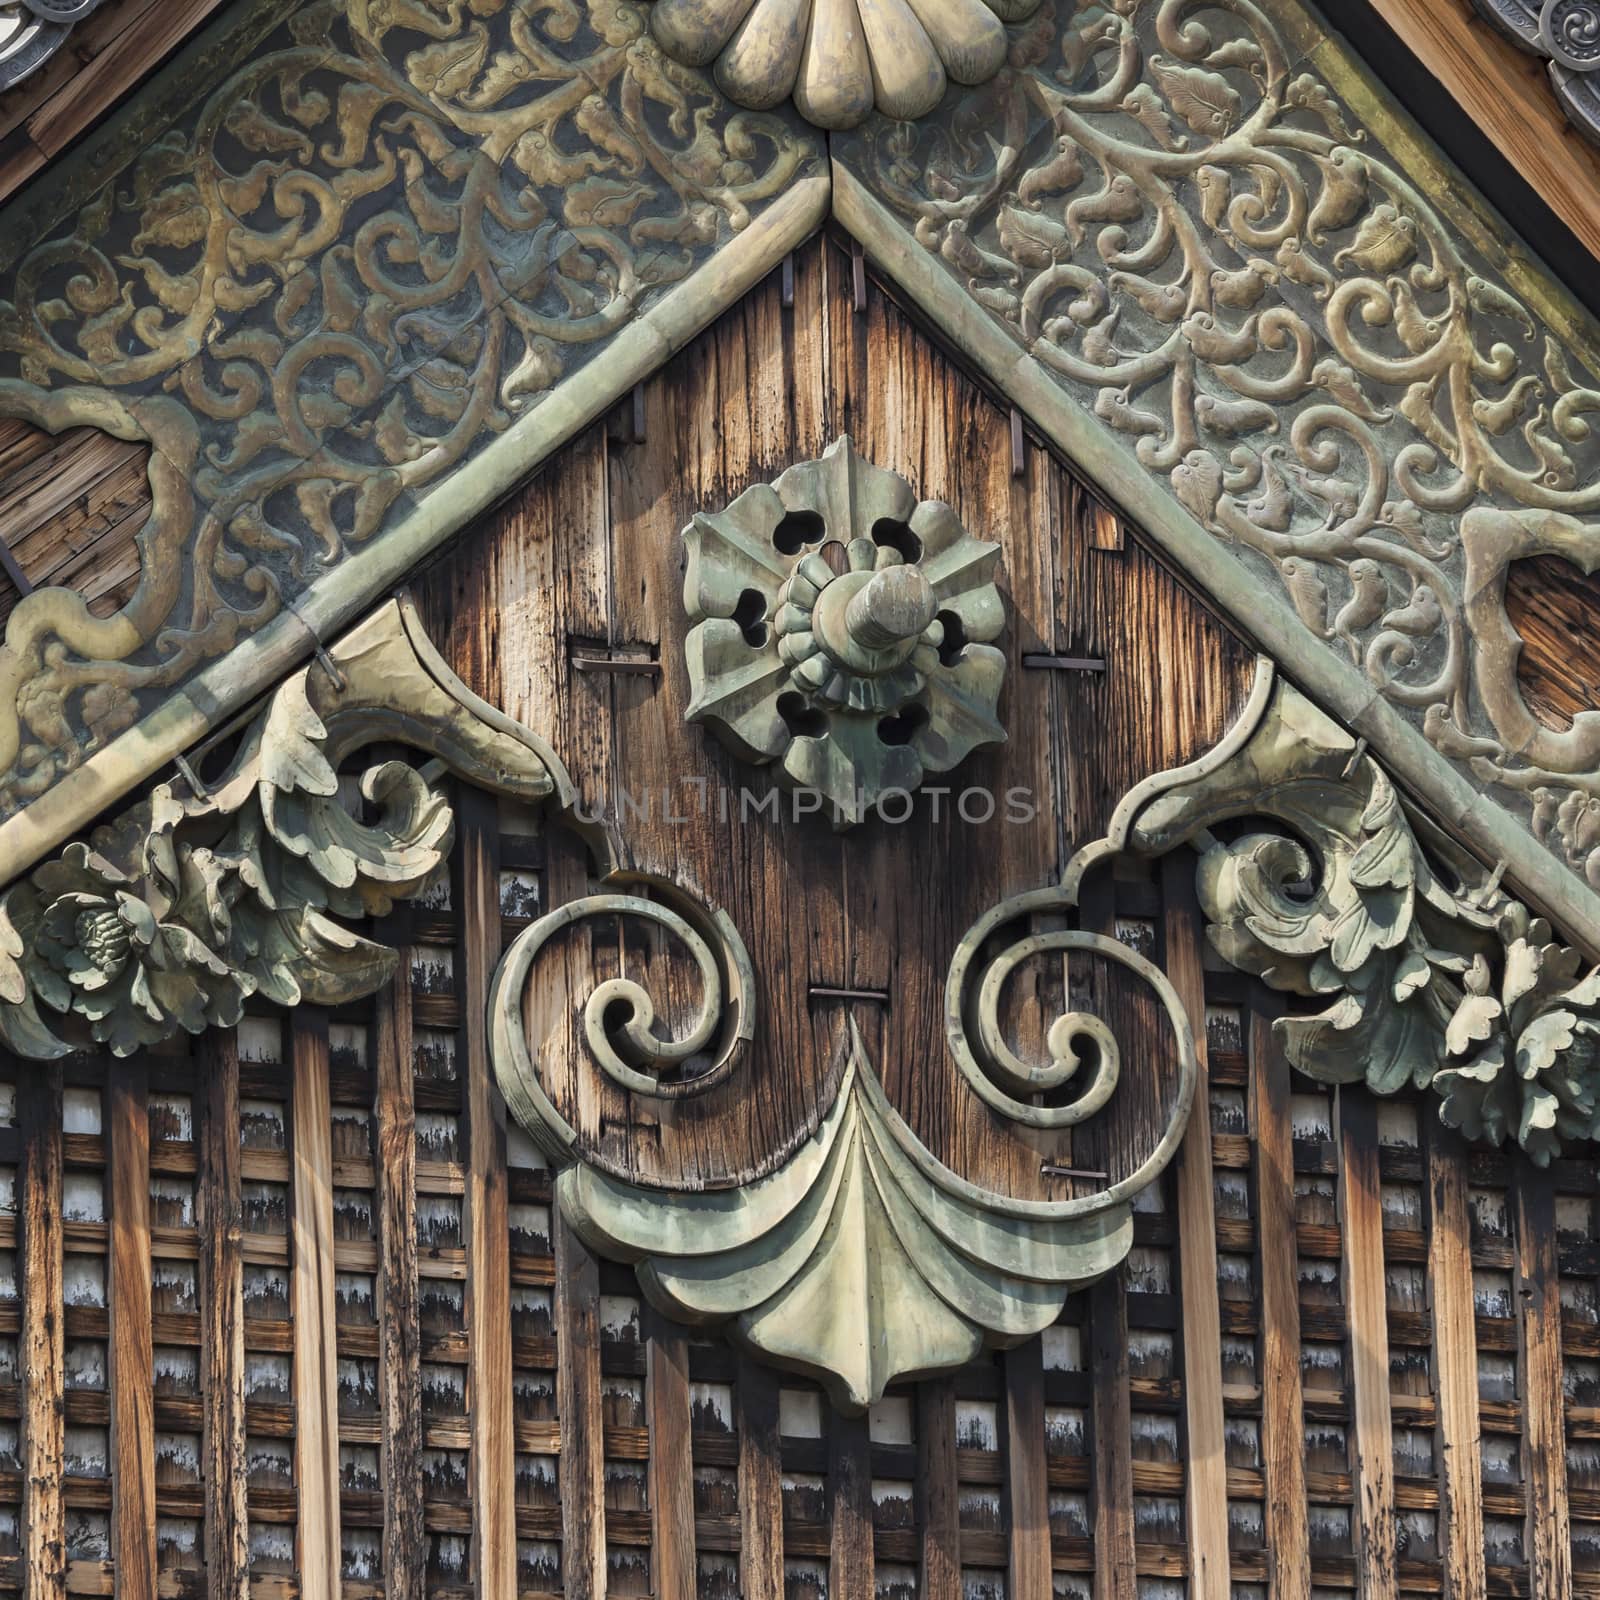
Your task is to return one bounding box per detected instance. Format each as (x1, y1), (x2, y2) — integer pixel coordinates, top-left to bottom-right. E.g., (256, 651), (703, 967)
(1149, 55), (1240, 137)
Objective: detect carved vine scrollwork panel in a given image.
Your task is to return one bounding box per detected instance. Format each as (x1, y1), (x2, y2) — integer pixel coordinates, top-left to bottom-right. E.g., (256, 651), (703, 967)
(834, 0), (1600, 895)
(0, 0), (820, 822)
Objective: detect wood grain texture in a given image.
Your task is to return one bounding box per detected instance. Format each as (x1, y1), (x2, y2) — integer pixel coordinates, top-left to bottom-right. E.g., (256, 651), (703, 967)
(409, 234), (1253, 1199)
(108, 1056), (155, 1600)
(1424, 1120), (1486, 1600)
(457, 788), (518, 1600)
(1003, 1338), (1050, 1600)
(1089, 1271), (1136, 1600)
(828, 1410), (873, 1600)
(0, 0), (230, 208)
(290, 1008), (342, 1600)
(1337, 1088), (1397, 1600)
(1515, 1159), (1571, 1598)
(736, 1357), (785, 1600)
(917, 1379), (961, 1600)
(373, 963), (425, 1600)
(645, 1308), (697, 1600)
(196, 1030), (248, 1600)
(1161, 858), (1230, 1600)
(19, 1062), (63, 1600)
(1248, 1005), (1310, 1600)
(1374, 0), (1600, 265)
(555, 1214), (606, 1599)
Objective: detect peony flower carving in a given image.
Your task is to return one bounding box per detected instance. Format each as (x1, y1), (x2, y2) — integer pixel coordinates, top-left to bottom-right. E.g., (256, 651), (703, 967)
(646, 0), (1040, 129)
(682, 436), (1006, 825)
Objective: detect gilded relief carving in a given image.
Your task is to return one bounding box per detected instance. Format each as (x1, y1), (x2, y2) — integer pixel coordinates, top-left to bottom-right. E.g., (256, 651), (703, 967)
(835, 0), (1600, 893)
(0, 0), (819, 824)
(682, 436), (1007, 825)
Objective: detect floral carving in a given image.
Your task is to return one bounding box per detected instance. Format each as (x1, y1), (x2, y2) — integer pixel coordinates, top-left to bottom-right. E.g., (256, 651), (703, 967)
(837, 0), (1600, 895)
(683, 436), (1006, 825)
(645, 0), (1041, 129)
(1123, 665), (1600, 1163)
(0, 0), (817, 824)
(0, 598), (571, 1058)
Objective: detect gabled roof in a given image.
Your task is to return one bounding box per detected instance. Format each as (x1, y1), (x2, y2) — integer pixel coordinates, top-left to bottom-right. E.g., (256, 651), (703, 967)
(4, 0), (1600, 960)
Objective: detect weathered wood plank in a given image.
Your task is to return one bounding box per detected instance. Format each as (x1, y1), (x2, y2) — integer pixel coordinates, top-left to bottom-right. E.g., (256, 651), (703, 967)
(290, 1009), (342, 1600)
(645, 1308), (696, 1600)
(373, 962), (424, 1600)
(1337, 1088), (1397, 1600)
(1515, 1158), (1571, 1598)
(1089, 1271), (1136, 1600)
(555, 1214), (606, 1599)
(736, 1357), (785, 1600)
(457, 788), (517, 1600)
(917, 1379), (961, 1600)
(1004, 1338), (1050, 1600)
(828, 1410), (873, 1600)
(20, 1061), (63, 1600)
(1248, 1005), (1310, 1600)
(1161, 857), (1230, 1600)
(196, 1031), (248, 1600)
(1424, 1120), (1486, 1600)
(108, 1055), (156, 1600)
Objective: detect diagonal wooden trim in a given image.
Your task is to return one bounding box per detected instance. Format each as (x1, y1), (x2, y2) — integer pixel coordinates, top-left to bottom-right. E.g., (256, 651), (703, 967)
(645, 1308), (696, 1600)
(1337, 1088), (1398, 1600)
(0, 533), (30, 600)
(917, 1380), (960, 1600)
(1424, 1120), (1486, 1600)
(196, 1031), (248, 1600)
(19, 1060), (63, 1600)
(108, 1055), (156, 1600)
(1248, 1004), (1310, 1600)
(374, 962), (425, 1600)
(290, 1008), (343, 1600)
(1515, 1158), (1572, 1597)
(1161, 856), (1231, 1600)
(457, 788), (518, 1600)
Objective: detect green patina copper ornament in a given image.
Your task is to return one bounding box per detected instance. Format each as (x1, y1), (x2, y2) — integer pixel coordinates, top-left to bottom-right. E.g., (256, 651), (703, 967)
(682, 436), (1007, 826)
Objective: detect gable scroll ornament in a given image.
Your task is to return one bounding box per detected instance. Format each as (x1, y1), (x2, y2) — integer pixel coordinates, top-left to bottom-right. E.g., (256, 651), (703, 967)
(4, 591), (1599, 1405)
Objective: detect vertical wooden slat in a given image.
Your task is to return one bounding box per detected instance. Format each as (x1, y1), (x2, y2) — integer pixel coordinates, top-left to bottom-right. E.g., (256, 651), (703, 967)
(1004, 1340), (1050, 1600)
(1337, 1088), (1397, 1600)
(736, 1357), (785, 1600)
(291, 1009), (342, 1600)
(109, 1056), (156, 1600)
(374, 963), (424, 1600)
(1249, 1006), (1310, 1600)
(829, 1410), (874, 1600)
(1089, 1273), (1135, 1600)
(458, 788), (517, 1600)
(20, 1061), (63, 1600)
(645, 1309), (696, 1600)
(1161, 857), (1230, 1600)
(1516, 1159), (1571, 1598)
(555, 1215), (606, 1598)
(197, 1031), (248, 1600)
(918, 1380), (961, 1600)
(1424, 1121), (1485, 1600)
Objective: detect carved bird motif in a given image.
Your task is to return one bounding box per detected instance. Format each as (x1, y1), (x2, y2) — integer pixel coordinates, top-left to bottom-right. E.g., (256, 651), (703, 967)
(1209, 259), (1276, 310)
(1332, 559), (1387, 662)
(1377, 584), (1443, 639)
(1279, 557), (1330, 636)
(941, 220), (1021, 286)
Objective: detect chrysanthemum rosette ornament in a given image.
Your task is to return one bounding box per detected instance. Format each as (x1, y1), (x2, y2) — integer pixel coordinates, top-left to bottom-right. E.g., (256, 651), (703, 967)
(646, 0), (1040, 129)
(682, 436), (1006, 826)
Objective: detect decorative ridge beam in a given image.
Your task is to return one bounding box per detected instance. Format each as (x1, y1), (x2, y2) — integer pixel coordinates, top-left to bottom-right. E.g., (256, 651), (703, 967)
(831, 0), (1600, 955)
